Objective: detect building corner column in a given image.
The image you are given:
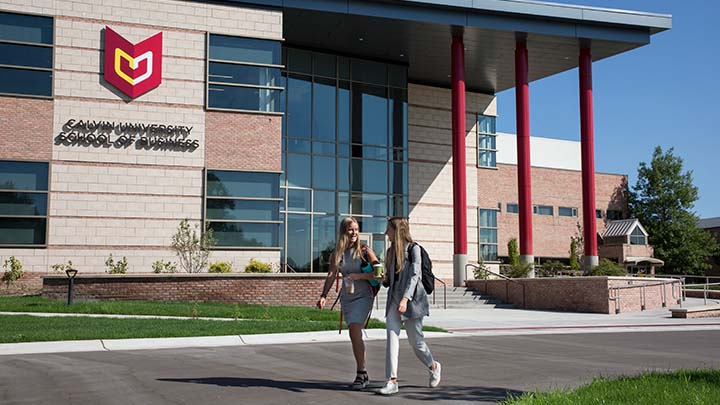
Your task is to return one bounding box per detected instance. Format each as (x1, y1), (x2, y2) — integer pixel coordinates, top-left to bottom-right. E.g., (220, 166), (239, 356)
(515, 34), (534, 277)
(451, 33), (467, 287)
(579, 41), (599, 271)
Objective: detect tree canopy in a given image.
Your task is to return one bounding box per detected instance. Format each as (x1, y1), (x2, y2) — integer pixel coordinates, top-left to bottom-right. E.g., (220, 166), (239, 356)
(628, 146), (719, 275)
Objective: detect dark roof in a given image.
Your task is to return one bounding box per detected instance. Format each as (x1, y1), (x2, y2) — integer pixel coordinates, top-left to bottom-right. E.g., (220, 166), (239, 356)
(698, 217), (720, 229)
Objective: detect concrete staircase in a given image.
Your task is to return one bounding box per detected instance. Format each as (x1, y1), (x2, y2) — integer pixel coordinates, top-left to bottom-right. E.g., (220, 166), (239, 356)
(371, 286), (514, 310)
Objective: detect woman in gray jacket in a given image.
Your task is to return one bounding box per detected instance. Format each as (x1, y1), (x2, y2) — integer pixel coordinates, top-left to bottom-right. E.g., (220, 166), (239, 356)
(379, 217), (441, 395)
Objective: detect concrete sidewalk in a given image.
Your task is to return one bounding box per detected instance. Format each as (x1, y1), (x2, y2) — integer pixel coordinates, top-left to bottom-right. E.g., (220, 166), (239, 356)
(1, 297), (719, 356)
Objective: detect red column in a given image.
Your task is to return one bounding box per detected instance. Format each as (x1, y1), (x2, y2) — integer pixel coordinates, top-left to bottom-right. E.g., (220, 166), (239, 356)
(515, 36), (533, 263)
(451, 34), (467, 286)
(579, 44), (598, 267)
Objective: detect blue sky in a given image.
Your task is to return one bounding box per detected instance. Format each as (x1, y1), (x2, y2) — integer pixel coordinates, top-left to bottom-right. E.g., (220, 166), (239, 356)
(495, 1), (719, 219)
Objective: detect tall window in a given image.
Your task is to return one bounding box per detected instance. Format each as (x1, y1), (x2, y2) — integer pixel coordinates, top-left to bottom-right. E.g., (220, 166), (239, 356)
(205, 170), (282, 248)
(206, 34), (283, 112)
(630, 226), (646, 245)
(0, 12), (53, 97)
(479, 209), (498, 262)
(0, 161), (48, 246)
(477, 115), (497, 168)
(281, 48), (408, 272)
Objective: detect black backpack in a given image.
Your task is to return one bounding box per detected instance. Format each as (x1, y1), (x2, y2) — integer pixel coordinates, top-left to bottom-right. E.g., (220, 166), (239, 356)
(408, 242), (435, 294)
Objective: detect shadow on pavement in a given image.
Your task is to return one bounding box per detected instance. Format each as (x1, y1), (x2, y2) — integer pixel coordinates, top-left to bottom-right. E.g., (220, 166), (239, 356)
(391, 384), (525, 402)
(157, 377), (348, 393)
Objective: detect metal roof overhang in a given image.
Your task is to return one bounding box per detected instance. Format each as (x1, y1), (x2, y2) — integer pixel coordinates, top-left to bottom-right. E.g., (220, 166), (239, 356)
(216, 0), (671, 93)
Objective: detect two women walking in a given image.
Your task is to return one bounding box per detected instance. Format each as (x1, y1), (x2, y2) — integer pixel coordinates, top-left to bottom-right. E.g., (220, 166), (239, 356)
(317, 216), (441, 395)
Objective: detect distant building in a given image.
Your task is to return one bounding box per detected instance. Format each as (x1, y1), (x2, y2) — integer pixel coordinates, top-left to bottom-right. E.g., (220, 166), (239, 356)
(599, 219), (663, 275)
(698, 217), (720, 275)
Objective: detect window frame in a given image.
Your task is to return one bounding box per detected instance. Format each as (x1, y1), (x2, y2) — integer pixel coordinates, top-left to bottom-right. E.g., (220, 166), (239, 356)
(533, 205), (554, 216)
(205, 33), (284, 115)
(629, 226), (647, 245)
(477, 114), (497, 169)
(506, 203), (519, 214)
(0, 159), (50, 247)
(478, 208), (499, 262)
(0, 11), (54, 99)
(558, 206), (578, 217)
(204, 168), (283, 250)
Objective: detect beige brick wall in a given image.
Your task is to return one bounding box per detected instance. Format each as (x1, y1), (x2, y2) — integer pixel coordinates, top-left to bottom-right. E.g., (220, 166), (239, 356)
(408, 84), (493, 280)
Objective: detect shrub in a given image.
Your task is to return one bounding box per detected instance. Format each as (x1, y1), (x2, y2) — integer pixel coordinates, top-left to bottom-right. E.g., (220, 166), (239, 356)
(171, 219), (216, 273)
(209, 262), (233, 273)
(588, 259), (627, 277)
(2, 256), (25, 286)
(245, 259), (272, 273)
(105, 254), (128, 274)
(152, 260), (177, 274)
(507, 238), (519, 266)
(472, 257), (489, 279)
(51, 260), (75, 274)
(538, 260), (565, 277)
(504, 262), (533, 278)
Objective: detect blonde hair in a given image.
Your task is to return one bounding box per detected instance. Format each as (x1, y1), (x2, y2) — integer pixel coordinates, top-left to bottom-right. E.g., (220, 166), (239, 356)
(385, 217), (414, 273)
(332, 217), (362, 270)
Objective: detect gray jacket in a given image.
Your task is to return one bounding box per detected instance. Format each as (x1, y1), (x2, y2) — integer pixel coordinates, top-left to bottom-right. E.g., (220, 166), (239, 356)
(385, 243), (429, 319)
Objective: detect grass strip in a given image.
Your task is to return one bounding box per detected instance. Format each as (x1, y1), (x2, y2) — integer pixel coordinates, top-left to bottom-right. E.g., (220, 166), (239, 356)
(0, 315), (386, 343)
(503, 369), (720, 405)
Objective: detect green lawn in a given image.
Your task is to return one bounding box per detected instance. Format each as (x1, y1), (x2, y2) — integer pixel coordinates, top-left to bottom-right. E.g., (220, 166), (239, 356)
(0, 296), (444, 343)
(503, 369), (720, 405)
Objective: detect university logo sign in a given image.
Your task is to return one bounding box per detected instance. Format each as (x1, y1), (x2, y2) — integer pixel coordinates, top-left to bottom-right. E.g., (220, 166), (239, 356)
(104, 27), (162, 99)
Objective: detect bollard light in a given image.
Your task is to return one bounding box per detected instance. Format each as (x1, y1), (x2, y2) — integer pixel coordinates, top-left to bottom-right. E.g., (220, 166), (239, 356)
(66, 269), (78, 305)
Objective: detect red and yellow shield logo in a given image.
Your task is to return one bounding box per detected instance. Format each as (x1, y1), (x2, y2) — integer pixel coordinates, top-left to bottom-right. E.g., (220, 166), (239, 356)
(104, 27), (162, 99)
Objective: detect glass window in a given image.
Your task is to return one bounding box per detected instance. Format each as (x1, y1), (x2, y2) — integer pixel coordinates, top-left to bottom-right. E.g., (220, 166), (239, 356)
(596, 209), (603, 219)
(388, 65), (407, 88)
(534, 205), (553, 216)
(630, 226), (646, 245)
(287, 138), (311, 154)
(313, 214), (336, 273)
(209, 35), (281, 65)
(207, 34), (283, 112)
(313, 53), (336, 78)
(313, 141), (335, 156)
(207, 85), (282, 112)
(390, 88), (408, 149)
(0, 12), (54, 97)
(0, 161), (49, 190)
(207, 171), (279, 198)
(558, 207), (577, 217)
(286, 74), (312, 138)
(206, 199), (279, 221)
(312, 77), (336, 141)
(479, 209), (498, 262)
(506, 203), (519, 214)
(205, 170), (281, 248)
(312, 155), (335, 190)
(478, 150), (496, 168)
(477, 114), (497, 168)
(352, 83), (388, 146)
(391, 195), (408, 217)
(478, 135), (496, 150)
(351, 193), (387, 217)
(0, 160), (48, 246)
(479, 115), (496, 134)
(313, 190), (335, 214)
(351, 159), (388, 194)
(286, 214), (311, 271)
(338, 81), (350, 143)
(208, 62), (282, 87)
(286, 154), (311, 188)
(287, 48), (312, 74)
(351, 59), (387, 85)
(208, 222), (279, 247)
(391, 162), (407, 195)
(287, 188), (311, 212)
(607, 210), (623, 221)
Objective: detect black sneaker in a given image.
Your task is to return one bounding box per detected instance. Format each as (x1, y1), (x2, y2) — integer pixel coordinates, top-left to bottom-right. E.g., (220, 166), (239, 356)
(351, 372), (369, 390)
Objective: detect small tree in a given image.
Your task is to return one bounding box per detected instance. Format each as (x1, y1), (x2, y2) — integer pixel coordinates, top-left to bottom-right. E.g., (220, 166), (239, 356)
(472, 256), (489, 280)
(2, 256), (24, 286)
(171, 219), (217, 273)
(569, 222), (583, 271)
(507, 238), (519, 266)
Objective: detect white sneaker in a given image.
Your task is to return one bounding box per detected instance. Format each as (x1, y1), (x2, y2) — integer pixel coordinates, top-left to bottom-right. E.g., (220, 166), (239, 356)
(378, 380), (399, 395)
(429, 361), (441, 388)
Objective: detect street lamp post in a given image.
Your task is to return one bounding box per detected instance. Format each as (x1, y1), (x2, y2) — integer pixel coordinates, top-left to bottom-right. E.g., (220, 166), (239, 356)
(65, 269), (78, 305)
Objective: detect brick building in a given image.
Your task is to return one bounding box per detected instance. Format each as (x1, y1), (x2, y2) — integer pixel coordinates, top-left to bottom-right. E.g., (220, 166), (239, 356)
(0, 0), (669, 285)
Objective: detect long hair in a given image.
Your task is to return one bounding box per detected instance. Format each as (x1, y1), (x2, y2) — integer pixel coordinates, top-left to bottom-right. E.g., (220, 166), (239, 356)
(385, 217), (414, 273)
(332, 217), (362, 270)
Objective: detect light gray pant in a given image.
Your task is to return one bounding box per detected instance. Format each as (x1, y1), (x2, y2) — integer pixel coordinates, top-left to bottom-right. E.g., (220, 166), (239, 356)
(385, 302), (434, 380)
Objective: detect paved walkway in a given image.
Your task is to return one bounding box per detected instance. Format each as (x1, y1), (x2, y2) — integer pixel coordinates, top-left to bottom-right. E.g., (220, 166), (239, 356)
(1, 298), (719, 356)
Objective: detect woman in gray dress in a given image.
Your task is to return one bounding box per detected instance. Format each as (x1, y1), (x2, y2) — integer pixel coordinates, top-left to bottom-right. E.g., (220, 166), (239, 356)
(317, 216), (379, 390)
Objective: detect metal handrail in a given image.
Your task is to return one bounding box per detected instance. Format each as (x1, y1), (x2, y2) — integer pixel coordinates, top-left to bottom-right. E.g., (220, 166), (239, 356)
(431, 276), (447, 309)
(684, 282), (720, 306)
(464, 262), (526, 309)
(608, 279), (682, 314)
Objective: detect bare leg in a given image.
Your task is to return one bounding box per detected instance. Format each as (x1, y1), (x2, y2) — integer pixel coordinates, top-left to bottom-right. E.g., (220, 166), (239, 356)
(348, 323), (366, 372)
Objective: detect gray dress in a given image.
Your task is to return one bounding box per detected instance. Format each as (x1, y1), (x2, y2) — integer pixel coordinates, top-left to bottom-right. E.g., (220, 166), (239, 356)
(339, 248), (374, 326)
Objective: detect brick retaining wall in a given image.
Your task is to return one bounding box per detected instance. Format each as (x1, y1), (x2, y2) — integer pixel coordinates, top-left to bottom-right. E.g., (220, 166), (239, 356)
(467, 277), (681, 314)
(42, 274), (339, 306)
